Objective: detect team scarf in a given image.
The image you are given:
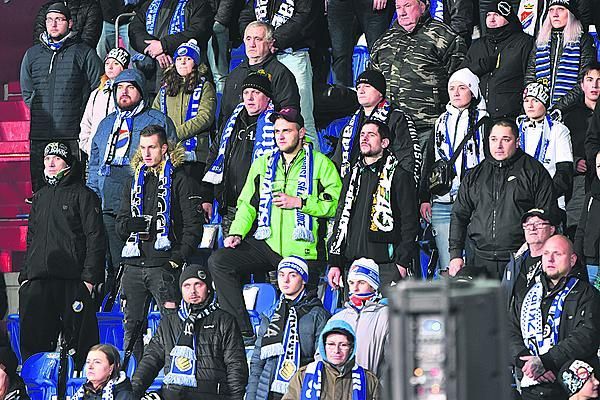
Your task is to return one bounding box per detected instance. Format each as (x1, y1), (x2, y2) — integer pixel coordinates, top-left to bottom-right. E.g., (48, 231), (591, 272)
(437, 109), (483, 173)
(121, 154), (174, 258)
(340, 101), (391, 178)
(535, 37), (581, 107)
(159, 78), (206, 162)
(255, 0), (294, 29)
(349, 291), (381, 310)
(99, 101), (145, 176)
(164, 299), (219, 387)
(203, 102), (275, 184)
(330, 151), (398, 257)
(261, 292), (304, 394)
(41, 31), (67, 52)
(45, 166), (71, 186)
(254, 143), (315, 242)
(71, 372), (126, 400)
(518, 0), (539, 36)
(300, 361), (367, 400)
(520, 277), (579, 358)
(517, 114), (554, 163)
(146, 0), (188, 36)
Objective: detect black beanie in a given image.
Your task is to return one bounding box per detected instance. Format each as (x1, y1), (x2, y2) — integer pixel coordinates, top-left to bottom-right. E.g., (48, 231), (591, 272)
(179, 263), (213, 289)
(356, 70), (387, 98)
(44, 141), (72, 166)
(46, 2), (71, 20)
(242, 70), (273, 99)
(485, 0), (521, 27)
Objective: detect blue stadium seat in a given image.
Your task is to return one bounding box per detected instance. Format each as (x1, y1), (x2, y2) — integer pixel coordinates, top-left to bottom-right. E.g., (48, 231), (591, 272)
(243, 283), (278, 333)
(7, 313), (21, 365)
(352, 45), (370, 84)
(321, 282), (340, 315)
(229, 44), (246, 72)
(22, 352), (73, 400)
(318, 116), (351, 157)
(97, 295), (125, 350)
(147, 311), (162, 337)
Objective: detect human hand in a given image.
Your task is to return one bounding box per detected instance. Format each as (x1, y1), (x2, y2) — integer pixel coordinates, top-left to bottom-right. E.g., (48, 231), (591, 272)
(84, 281), (94, 294)
(144, 39), (164, 58)
(576, 159), (587, 174)
(126, 216), (149, 233)
(0, 367), (9, 399)
(397, 264), (408, 279)
(327, 266), (342, 289)
(520, 355), (546, 380)
(420, 202), (432, 222)
(201, 202), (213, 223)
(224, 235), (242, 248)
(273, 193), (302, 209)
(156, 54), (173, 69)
(373, 0), (387, 10)
(449, 258), (464, 277)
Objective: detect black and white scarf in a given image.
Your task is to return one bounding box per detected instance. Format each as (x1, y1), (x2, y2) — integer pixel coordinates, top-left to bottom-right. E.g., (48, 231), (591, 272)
(71, 371), (128, 400)
(254, 0), (294, 29)
(330, 151), (398, 256)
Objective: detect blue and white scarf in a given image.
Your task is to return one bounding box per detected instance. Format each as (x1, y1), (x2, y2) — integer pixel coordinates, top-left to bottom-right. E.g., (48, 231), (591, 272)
(41, 31), (67, 52)
(535, 38), (581, 107)
(255, 0), (294, 29)
(340, 101), (391, 178)
(146, 0), (188, 36)
(99, 101), (145, 176)
(254, 143), (314, 242)
(300, 361), (367, 400)
(203, 102), (275, 184)
(164, 299), (219, 387)
(121, 154), (174, 257)
(518, 114), (553, 163)
(159, 77), (206, 162)
(71, 372), (127, 400)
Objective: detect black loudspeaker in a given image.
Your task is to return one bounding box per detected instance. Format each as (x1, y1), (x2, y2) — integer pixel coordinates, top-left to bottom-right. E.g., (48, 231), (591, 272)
(386, 279), (511, 400)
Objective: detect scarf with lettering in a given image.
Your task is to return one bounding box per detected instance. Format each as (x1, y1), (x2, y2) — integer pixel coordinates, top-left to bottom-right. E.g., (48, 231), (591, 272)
(517, 114), (553, 163)
(146, 0), (188, 36)
(535, 37), (581, 107)
(300, 361), (367, 400)
(255, 0), (294, 29)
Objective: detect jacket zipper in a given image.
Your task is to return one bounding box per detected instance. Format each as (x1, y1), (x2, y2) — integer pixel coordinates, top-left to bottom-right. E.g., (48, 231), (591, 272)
(550, 33), (563, 102)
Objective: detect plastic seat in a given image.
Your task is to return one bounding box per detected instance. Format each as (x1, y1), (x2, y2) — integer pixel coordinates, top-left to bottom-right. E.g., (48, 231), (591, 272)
(229, 44), (246, 72)
(352, 45), (370, 85)
(6, 314), (21, 365)
(97, 294), (125, 350)
(147, 311), (162, 338)
(321, 282), (340, 315)
(318, 116), (351, 157)
(22, 352), (73, 400)
(243, 283), (278, 333)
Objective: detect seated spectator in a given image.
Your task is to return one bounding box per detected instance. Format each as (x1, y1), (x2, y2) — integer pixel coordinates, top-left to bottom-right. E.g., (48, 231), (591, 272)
(33, 0), (102, 48)
(283, 320), (380, 400)
(558, 360), (600, 400)
(80, 48), (130, 156)
(329, 120), (418, 288)
(152, 39), (216, 185)
(369, 0), (467, 148)
(463, 0), (533, 120)
(128, 0), (213, 96)
(131, 264), (248, 399)
(73, 344), (132, 400)
(208, 107), (341, 343)
(517, 0), (593, 37)
(420, 68), (488, 273)
(247, 256), (330, 400)
(574, 150), (600, 286)
(202, 72), (277, 236)
(331, 70), (422, 184)
(219, 22), (300, 130)
(524, 0), (596, 111)
(0, 332), (29, 399)
(449, 119), (556, 279)
(502, 208), (558, 310)
(518, 82), (573, 210)
(564, 64), (600, 236)
(326, 258), (388, 378)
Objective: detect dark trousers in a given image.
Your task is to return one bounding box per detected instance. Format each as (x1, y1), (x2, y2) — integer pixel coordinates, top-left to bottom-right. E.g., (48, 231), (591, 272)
(463, 252), (510, 280)
(103, 213), (123, 291)
(30, 139), (81, 193)
(121, 264), (181, 363)
(208, 238), (325, 333)
(327, 0), (393, 86)
(19, 279), (99, 370)
(521, 384), (567, 400)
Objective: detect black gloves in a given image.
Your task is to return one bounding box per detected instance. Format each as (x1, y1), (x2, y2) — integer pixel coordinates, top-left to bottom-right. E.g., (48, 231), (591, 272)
(126, 216), (149, 233)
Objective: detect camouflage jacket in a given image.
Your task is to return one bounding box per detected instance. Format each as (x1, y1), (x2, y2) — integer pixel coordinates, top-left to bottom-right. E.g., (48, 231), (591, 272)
(370, 15), (467, 132)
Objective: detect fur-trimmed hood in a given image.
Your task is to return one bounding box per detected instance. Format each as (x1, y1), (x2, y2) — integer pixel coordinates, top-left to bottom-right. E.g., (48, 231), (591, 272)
(130, 142), (186, 171)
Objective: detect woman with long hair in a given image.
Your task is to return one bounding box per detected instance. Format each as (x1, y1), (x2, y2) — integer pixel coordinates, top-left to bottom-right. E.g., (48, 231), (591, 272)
(152, 39), (216, 184)
(524, 0), (596, 110)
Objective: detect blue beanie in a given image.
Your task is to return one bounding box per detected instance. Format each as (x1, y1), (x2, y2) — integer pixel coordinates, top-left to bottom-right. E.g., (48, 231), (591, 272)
(174, 39), (200, 65)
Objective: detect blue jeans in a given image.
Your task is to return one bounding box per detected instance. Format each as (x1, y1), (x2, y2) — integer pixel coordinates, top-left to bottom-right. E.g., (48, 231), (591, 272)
(587, 264), (599, 286)
(276, 50), (319, 150)
(207, 21), (229, 94)
(431, 202), (452, 272)
(97, 20), (130, 60)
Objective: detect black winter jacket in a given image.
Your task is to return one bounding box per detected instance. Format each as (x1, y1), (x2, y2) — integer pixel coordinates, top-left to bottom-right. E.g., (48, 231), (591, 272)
(20, 34), (103, 141)
(439, 0), (475, 45)
(219, 54), (300, 129)
(99, 0), (137, 24)
(462, 24), (533, 120)
(131, 306), (248, 399)
(584, 101), (600, 168)
(449, 150), (556, 262)
(115, 147), (203, 266)
(574, 180), (600, 265)
(509, 264), (600, 375)
(20, 164), (105, 285)
(34, 0), (103, 48)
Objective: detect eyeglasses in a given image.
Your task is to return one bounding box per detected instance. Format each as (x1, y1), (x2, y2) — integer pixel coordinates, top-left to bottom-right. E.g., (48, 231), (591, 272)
(522, 222), (551, 230)
(46, 17), (68, 24)
(325, 342), (352, 351)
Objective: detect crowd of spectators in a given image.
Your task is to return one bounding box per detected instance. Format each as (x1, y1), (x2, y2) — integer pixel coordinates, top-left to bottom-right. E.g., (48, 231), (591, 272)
(7, 0), (600, 398)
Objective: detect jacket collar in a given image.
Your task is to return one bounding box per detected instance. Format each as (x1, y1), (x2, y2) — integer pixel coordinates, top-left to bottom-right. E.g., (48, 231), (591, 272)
(486, 148), (524, 169)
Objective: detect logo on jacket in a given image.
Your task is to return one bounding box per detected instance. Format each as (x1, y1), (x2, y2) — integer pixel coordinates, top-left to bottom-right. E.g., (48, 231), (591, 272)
(72, 301), (83, 313)
(508, 176), (517, 182)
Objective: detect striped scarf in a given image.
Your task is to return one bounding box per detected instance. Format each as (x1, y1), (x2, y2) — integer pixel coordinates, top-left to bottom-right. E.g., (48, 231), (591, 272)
(300, 361), (367, 400)
(535, 37), (581, 107)
(146, 0), (188, 35)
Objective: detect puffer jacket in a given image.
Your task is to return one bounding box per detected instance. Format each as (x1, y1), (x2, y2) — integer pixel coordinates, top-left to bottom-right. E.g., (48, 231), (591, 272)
(78, 372), (133, 400)
(20, 33), (103, 141)
(80, 77), (116, 155)
(20, 162), (105, 285)
(151, 64), (216, 163)
(87, 69), (177, 214)
(247, 291), (330, 400)
(33, 0), (103, 48)
(115, 144), (203, 266)
(369, 13), (467, 131)
(501, 243), (531, 311)
(131, 305), (248, 399)
(449, 149), (556, 262)
(525, 31), (596, 111)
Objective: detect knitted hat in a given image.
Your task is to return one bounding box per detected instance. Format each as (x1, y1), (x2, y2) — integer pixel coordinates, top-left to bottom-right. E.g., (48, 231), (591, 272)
(448, 68), (481, 100)
(174, 39), (201, 66)
(356, 70), (387, 98)
(548, 0), (576, 16)
(485, 0), (521, 26)
(269, 106), (304, 128)
(347, 258), (380, 291)
(241, 70), (273, 99)
(523, 81), (550, 108)
(105, 47), (130, 69)
(46, 2), (71, 20)
(44, 141), (72, 166)
(558, 360), (594, 396)
(278, 256), (309, 283)
(179, 263), (213, 289)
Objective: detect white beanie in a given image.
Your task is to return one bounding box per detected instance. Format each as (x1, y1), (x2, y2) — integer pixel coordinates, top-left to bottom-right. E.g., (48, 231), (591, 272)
(278, 256), (309, 283)
(347, 258), (380, 291)
(448, 68), (481, 100)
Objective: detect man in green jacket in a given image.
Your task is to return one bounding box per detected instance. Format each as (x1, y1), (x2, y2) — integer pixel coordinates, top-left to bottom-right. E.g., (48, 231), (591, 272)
(208, 107), (342, 342)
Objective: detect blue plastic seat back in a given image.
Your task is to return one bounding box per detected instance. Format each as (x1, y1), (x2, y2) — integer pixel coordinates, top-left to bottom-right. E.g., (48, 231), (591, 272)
(22, 352), (73, 400)
(352, 45), (370, 85)
(244, 283), (278, 334)
(321, 282), (340, 315)
(229, 44), (246, 72)
(7, 314), (21, 365)
(318, 116), (351, 158)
